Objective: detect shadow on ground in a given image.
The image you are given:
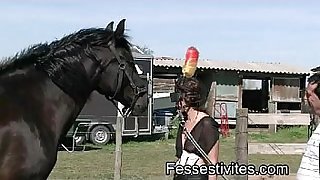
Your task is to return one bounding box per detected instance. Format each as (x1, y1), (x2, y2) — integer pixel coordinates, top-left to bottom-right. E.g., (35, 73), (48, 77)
(57, 145), (102, 152)
(121, 133), (170, 143)
(58, 138), (102, 152)
(57, 133), (171, 151)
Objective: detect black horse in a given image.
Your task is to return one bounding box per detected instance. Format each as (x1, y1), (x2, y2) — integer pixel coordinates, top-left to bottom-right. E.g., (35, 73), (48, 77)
(0, 19), (148, 180)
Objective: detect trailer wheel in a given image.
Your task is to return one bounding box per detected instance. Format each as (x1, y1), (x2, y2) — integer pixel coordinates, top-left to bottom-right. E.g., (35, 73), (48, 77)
(74, 136), (86, 145)
(90, 125), (111, 145)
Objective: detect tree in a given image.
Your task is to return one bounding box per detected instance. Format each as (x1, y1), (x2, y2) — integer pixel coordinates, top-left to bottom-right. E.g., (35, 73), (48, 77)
(132, 44), (154, 55)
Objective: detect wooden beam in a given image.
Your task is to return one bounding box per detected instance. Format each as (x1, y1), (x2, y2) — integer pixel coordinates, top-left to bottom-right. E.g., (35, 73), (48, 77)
(247, 113), (310, 125)
(114, 117), (123, 180)
(238, 75), (243, 108)
(235, 108), (248, 180)
(206, 81), (217, 117)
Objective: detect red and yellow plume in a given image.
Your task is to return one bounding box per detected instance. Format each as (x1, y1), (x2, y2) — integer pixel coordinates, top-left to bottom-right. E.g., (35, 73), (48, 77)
(182, 46), (199, 78)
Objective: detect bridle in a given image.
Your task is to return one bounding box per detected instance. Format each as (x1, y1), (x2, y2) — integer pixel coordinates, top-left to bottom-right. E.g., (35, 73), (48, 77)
(95, 41), (147, 118)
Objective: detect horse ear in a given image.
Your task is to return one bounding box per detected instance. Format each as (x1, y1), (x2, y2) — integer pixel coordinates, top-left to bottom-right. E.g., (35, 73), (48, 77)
(115, 19), (126, 36)
(106, 21), (114, 31)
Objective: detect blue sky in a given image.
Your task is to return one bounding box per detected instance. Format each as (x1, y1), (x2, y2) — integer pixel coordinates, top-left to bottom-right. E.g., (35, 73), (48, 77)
(0, 0), (319, 70)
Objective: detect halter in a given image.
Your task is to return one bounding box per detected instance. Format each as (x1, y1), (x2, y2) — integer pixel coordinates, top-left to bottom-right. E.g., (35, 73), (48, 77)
(95, 41), (147, 118)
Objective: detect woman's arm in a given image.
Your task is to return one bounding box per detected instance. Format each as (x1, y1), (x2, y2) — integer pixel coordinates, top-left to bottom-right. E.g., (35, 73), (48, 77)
(208, 140), (219, 180)
(198, 117), (220, 180)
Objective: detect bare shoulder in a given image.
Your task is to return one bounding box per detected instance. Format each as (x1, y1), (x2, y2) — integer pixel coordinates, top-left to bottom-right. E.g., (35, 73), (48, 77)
(197, 111), (209, 120)
(200, 115), (219, 128)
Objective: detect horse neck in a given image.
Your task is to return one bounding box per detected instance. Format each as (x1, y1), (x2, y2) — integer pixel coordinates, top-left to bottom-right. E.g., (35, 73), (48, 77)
(35, 52), (95, 106)
(2, 65), (90, 145)
(37, 68), (91, 143)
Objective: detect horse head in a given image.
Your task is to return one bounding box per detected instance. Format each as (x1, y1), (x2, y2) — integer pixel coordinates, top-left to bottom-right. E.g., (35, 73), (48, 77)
(94, 19), (148, 115)
(0, 19), (148, 180)
(36, 19), (148, 116)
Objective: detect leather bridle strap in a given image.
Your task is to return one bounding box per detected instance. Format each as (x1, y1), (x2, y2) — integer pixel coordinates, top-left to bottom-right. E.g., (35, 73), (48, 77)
(102, 43), (147, 117)
(109, 45), (147, 96)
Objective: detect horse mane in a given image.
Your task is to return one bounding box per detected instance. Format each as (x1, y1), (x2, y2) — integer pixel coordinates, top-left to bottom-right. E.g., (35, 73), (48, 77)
(0, 27), (132, 103)
(0, 43), (51, 74)
(0, 27), (132, 72)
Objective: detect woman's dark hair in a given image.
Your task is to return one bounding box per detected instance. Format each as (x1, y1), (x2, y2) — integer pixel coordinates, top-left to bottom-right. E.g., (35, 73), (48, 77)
(175, 77), (203, 108)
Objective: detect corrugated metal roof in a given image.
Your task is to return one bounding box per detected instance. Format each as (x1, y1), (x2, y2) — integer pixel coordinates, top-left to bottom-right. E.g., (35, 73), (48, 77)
(153, 57), (311, 75)
(132, 52), (153, 59)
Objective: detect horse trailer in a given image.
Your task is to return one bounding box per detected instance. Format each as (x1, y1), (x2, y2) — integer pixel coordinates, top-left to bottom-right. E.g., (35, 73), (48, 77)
(64, 54), (176, 146)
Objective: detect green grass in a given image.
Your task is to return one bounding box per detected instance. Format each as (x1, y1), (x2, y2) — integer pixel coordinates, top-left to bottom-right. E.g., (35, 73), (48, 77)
(249, 126), (309, 143)
(48, 127), (306, 179)
(49, 139), (176, 180)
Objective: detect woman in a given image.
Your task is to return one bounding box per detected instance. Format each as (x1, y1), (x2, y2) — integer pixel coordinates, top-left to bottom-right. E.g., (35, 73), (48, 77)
(174, 77), (220, 180)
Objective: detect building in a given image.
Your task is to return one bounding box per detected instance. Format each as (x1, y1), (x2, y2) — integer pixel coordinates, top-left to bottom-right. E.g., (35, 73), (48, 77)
(153, 57), (311, 126)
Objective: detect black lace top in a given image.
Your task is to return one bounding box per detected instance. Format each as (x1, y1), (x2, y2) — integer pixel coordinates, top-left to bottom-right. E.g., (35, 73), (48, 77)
(175, 116), (220, 158)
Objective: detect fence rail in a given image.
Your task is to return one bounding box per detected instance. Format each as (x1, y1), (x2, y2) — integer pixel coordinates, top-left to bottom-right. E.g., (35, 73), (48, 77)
(247, 113), (310, 125)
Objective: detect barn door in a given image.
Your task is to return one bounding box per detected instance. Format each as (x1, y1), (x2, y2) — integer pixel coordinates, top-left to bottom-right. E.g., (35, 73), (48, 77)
(271, 77), (301, 102)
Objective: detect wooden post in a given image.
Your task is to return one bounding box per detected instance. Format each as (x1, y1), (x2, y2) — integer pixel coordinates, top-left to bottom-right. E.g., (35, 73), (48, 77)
(268, 102), (277, 133)
(206, 81), (217, 117)
(268, 78), (277, 133)
(238, 75), (243, 109)
(235, 108), (248, 180)
(114, 116), (123, 180)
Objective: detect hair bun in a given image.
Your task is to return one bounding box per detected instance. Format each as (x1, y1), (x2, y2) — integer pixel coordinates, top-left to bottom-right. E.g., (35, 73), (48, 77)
(176, 77), (203, 108)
